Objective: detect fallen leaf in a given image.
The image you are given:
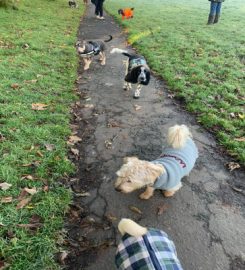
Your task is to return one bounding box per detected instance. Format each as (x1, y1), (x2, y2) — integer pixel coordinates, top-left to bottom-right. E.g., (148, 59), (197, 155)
(105, 213), (117, 221)
(129, 206), (142, 215)
(68, 135), (82, 144)
(22, 43), (29, 49)
(105, 140), (112, 149)
(226, 162), (240, 171)
(36, 150), (43, 157)
(24, 187), (37, 195)
(44, 143), (55, 151)
(17, 189), (29, 200)
(1, 197), (13, 203)
(30, 214), (43, 224)
(157, 204), (169, 216)
(71, 148), (79, 156)
(238, 113), (244, 119)
(134, 104), (142, 111)
(31, 103), (48, 111)
(21, 175), (34, 180)
(234, 137), (245, 142)
(21, 161), (40, 167)
(0, 133), (6, 142)
(24, 79), (37, 84)
(167, 94), (175, 99)
(83, 104), (94, 109)
(58, 251), (68, 265)
(43, 185), (49, 192)
(17, 223), (42, 229)
(73, 192), (90, 197)
(11, 83), (20, 89)
(16, 197), (31, 209)
(0, 182), (12, 191)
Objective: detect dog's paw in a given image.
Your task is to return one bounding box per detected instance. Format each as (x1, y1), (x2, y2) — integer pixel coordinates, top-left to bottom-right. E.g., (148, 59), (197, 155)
(139, 192), (152, 200)
(163, 190), (176, 197)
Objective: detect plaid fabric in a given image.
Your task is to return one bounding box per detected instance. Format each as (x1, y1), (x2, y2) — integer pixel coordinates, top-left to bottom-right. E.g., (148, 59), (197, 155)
(115, 228), (183, 270)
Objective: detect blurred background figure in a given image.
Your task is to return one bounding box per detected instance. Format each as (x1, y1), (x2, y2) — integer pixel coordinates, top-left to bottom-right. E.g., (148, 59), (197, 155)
(207, 0), (225, 25)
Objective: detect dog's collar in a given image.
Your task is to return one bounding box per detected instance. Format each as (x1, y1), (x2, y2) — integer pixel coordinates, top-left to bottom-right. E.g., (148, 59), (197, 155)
(159, 154), (186, 168)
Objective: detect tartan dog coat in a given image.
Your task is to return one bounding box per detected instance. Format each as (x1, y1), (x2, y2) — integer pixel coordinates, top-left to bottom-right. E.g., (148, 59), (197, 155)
(115, 228), (184, 270)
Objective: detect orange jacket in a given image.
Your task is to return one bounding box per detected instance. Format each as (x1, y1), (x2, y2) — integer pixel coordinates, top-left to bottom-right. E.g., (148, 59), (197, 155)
(118, 8), (134, 20)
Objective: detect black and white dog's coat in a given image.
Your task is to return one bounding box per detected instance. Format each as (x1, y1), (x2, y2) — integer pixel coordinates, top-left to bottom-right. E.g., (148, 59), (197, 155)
(111, 48), (150, 98)
(76, 35), (113, 70)
(68, 0), (77, 8)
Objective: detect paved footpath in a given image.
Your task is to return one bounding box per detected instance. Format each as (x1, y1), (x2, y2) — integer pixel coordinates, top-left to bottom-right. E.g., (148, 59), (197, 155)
(66, 4), (245, 270)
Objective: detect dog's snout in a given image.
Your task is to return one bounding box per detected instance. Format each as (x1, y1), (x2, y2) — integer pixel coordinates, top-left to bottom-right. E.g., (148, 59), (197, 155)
(115, 187), (121, 192)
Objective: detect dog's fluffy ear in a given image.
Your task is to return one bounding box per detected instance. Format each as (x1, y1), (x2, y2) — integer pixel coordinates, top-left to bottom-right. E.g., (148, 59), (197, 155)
(123, 157), (139, 164)
(147, 163), (165, 179)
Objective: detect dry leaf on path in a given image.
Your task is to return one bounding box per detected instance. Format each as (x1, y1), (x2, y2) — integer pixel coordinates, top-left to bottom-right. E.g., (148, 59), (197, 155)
(31, 103), (48, 111)
(58, 251), (68, 265)
(129, 205), (142, 215)
(134, 104), (142, 111)
(157, 204), (169, 216)
(71, 148), (79, 156)
(68, 135), (82, 145)
(73, 192), (90, 197)
(226, 162), (240, 171)
(105, 213), (117, 221)
(0, 182), (12, 191)
(1, 197), (13, 203)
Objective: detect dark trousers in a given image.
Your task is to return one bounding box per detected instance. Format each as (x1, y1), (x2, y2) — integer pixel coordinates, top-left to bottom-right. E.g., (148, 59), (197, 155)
(95, 0), (104, 17)
(209, 1), (222, 16)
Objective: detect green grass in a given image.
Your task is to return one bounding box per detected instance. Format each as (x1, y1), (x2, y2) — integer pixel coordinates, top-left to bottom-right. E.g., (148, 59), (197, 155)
(105, 0), (245, 164)
(0, 0), (84, 269)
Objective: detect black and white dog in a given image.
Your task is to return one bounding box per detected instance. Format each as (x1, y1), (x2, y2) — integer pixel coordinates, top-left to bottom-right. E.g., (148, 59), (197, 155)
(68, 0), (77, 8)
(76, 35), (113, 70)
(111, 48), (150, 98)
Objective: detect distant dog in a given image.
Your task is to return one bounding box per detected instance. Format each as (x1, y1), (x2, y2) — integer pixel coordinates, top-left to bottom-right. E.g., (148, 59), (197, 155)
(118, 8), (134, 20)
(116, 218), (183, 270)
(110, 48), (150, 98)
(115, 125), (198, 199)
(68, 0), (77, 8)
(76, 35), (112, 70)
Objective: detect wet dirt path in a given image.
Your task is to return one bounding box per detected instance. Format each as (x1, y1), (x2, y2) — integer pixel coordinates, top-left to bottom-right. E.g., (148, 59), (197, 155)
(65, 4), (245, 270)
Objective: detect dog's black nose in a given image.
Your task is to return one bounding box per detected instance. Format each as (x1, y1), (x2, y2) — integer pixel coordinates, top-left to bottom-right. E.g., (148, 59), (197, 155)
(115, 187), (121, 192)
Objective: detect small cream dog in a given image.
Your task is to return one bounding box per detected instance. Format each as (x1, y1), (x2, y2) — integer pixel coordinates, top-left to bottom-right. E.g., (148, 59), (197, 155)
(115, 218), (183, 269)
(115, 125), (198, 199)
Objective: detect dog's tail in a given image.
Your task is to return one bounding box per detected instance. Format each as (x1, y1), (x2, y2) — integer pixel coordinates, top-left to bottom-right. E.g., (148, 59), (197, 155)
(167, 124), (192, 149)
(110, 48), (132, 58)
(104, 35), (113, 42)
(118, 218), (148, 237)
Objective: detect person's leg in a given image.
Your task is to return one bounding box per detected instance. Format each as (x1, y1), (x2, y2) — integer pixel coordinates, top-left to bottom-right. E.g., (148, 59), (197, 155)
(94, 0), (99, 16)
(207, 1), (217, 24)
(98, 1), (104, 18)
(214, 2), (222, 23)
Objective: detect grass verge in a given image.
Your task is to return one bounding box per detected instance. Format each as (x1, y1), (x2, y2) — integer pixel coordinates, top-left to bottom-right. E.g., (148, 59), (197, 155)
(0, 0), (84, 269)
(105, 0), (245, 164)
